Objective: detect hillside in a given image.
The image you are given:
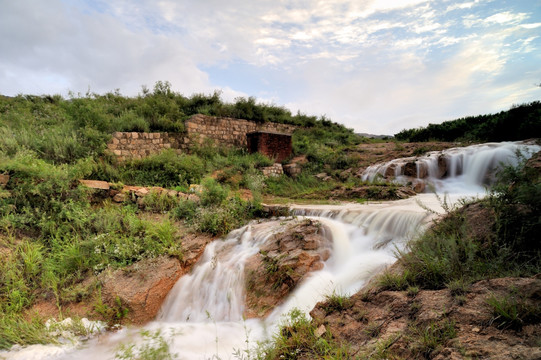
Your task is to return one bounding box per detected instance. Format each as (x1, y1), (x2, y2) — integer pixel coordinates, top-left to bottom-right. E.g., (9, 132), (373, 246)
(1, 89), (540, 359)
(395, 101), (541, 142)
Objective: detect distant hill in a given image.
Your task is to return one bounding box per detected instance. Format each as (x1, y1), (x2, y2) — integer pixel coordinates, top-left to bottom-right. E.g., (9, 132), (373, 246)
(356, 132), (392, 139)
(394, 101), (541, 142)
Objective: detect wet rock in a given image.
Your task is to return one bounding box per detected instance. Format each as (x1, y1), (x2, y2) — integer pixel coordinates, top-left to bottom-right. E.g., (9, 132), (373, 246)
(412, 180), (426, 193)
(99, 256), (183, 324)
(417, 162), (428, 178)
(437, 155), (448, 178)
(244, 219), (332, 318)
(403, 162), (417, 177)
(383, 164), (396, 178)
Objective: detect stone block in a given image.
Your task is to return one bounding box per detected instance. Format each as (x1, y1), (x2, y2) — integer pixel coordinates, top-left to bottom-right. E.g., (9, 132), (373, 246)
(113, 193), (126, 203)
(79, 179), (110, 190)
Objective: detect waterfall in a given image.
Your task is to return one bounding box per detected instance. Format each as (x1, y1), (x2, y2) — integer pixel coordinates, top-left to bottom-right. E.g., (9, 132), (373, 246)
(4, 141), (540, 360)
(361, 141), (540, 194)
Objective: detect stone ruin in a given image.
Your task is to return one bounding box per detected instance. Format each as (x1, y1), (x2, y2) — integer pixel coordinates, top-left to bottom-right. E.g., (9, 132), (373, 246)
(107, 114), (297, 162)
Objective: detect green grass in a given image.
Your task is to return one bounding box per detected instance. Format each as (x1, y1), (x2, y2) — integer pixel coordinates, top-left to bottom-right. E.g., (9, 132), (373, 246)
(487, 294), (541, 330)
(261, 309), (351, 360)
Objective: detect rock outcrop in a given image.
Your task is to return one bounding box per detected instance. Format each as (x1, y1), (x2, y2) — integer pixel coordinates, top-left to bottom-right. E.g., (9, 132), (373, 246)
(310, 276), (541, 359)
(244, 219), (332, 318)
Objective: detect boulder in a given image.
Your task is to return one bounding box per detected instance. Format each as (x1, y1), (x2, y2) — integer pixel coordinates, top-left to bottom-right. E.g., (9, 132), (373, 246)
(403, 162), (417, 177)
(412, 181), (426, 193)
(437, 155), (448, 178)
(384, 164), (396, 179)
(99, 256), (183, 324)
(244, 219), (332, 318)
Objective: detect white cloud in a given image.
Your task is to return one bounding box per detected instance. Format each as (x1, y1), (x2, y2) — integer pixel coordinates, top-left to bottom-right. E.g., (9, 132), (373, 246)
(0, 0), (539, 135)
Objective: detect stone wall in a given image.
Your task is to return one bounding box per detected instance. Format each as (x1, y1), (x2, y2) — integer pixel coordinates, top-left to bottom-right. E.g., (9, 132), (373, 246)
(107, 114), (298, 161)
(185, 114), (297, 148)
(108, 132), (187, 161)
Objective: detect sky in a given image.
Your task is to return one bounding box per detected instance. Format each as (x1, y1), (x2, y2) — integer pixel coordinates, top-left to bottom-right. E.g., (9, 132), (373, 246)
(1, 0), (540, 135)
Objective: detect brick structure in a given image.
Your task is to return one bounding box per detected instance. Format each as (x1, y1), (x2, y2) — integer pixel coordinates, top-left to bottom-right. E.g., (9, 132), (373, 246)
(247, 131), (292, 162)
(185, 114), (297, 148)
(107, 114), (297, 161)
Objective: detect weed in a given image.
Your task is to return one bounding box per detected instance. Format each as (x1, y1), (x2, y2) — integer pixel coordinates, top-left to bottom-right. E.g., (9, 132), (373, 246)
(407, 286), (419, 297)
(365, 321), (384, 338)
(409, 318), (456, 358)
(322, 291), (353, 314)
(377, 270), (412, 291)
(262, 308), (351, 359)
(115, 329), (178, 360)
(487, 294), (541, 330)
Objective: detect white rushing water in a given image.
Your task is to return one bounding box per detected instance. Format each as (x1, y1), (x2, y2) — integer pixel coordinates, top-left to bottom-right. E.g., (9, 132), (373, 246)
(2, 141), (539, 360)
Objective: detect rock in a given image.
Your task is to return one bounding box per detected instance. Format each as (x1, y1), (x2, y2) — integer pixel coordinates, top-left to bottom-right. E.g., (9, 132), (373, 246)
(308, 275), (541, 360)
(437, 155), (448, 178)
(417, 162), (428, 179)
(384, 164), (396, 179)
(315, 324), (326, 337)
(261, 204), (290, 216)
(135, 188), (149, 197)
(79, 180), (110, 191)
(112, 193), (126, 203)
(412, 181), (426, 193)
(283, 163), (302, 178)
(403, 162), (417, 177)
(315, 172), (329, 180)
(99, 256), (183, 324)
(0, 174), (9, 187)
(189, 184), (203, 194)
(261, 163), (284, 177)
(244, 219), (332, 318)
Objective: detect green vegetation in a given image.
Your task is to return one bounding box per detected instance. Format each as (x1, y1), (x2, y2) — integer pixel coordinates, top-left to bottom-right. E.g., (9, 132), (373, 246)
(0, 85), (370, 350)
(260, 309), (351, 359)
(487, 293), (541, 330)
(115, 329), (177, 360)
(389, 157), (541, 290)
(395, 101), (541, 142)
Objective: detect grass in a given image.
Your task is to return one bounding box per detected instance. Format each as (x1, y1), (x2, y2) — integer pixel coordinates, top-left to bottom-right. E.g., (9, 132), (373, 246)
(322, 291), (354, 315)
(261, 308), (352, 360)
(487, 293), (541, 330)
(408, 319), (456, 358)
(115, 329), (177, 360)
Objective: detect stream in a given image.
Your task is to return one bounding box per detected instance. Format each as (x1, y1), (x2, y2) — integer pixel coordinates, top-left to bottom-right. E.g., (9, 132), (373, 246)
(3, 141), (539, 360)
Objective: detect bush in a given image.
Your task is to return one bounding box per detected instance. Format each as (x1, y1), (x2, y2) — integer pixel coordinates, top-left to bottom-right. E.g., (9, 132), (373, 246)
(118, 150), (206, 188)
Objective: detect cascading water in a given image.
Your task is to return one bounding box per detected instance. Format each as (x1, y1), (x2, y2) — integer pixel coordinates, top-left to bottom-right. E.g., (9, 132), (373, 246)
(3, 141), (540, 360)
(362, 141), (540, 195)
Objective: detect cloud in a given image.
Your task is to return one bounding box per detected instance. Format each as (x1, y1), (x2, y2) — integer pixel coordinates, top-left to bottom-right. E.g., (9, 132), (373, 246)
(0, 0), (539, 135)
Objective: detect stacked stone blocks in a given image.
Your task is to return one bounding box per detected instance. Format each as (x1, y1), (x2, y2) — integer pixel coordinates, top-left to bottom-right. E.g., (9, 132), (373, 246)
(108, 132), (188, 161)
(107, 114), (297, 161)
